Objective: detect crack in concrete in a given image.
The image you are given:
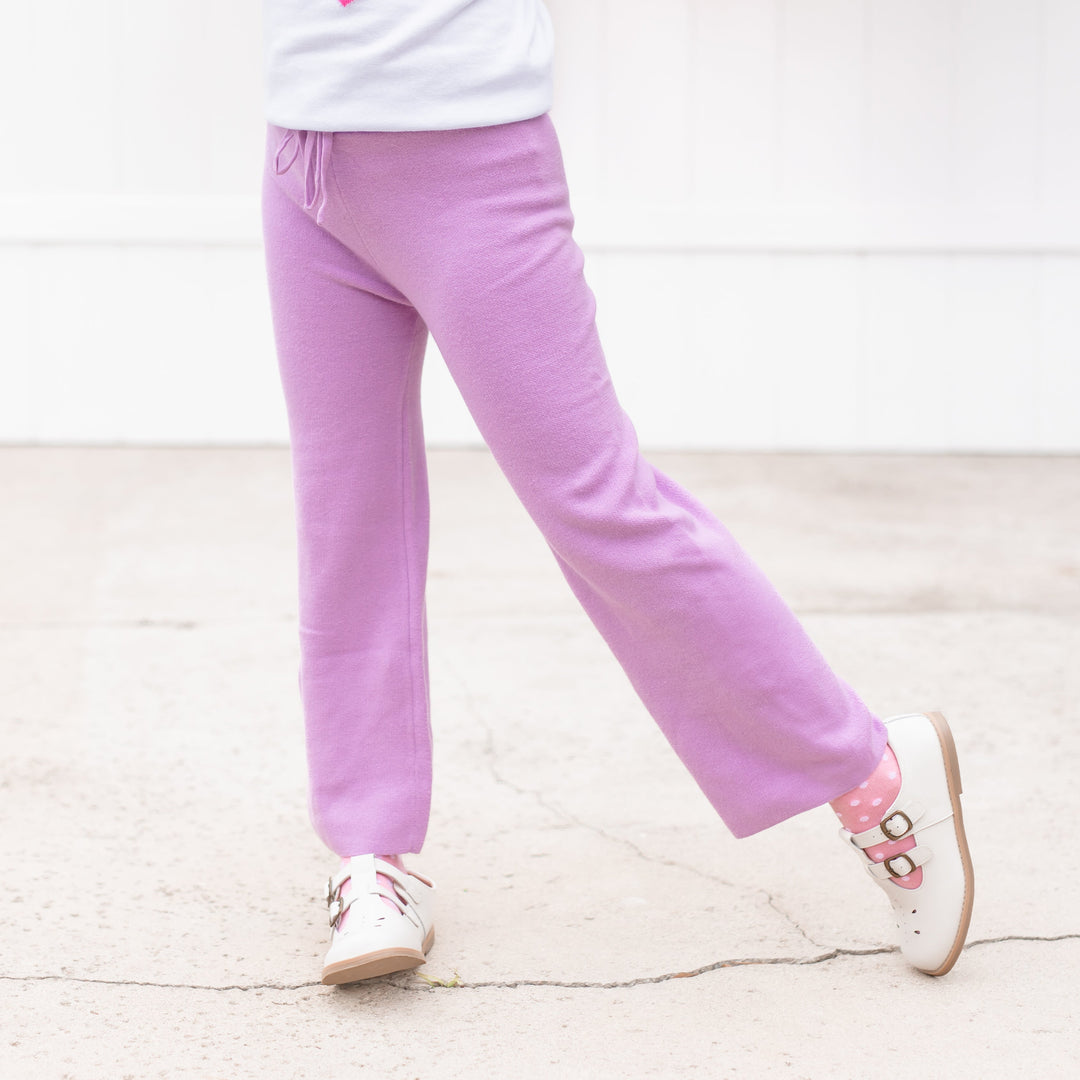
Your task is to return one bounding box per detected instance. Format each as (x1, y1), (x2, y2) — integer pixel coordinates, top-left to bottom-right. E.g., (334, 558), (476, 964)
(761, 892), (829, 951)
(408, 933), (1080, 991)
(466, 682), (583, 833)
(454, 667), (824, 952)
(2, 934), (1077, 994)
(458, 667), (737, 889)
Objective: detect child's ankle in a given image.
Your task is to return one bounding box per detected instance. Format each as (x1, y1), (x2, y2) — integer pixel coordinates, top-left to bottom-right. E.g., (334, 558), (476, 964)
(335, 854), (410, 926)
(829, 747), (922, 890)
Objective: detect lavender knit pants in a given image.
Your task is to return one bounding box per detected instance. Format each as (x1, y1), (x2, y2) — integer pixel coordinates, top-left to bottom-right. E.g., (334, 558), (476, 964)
(261, 113), (887, 857)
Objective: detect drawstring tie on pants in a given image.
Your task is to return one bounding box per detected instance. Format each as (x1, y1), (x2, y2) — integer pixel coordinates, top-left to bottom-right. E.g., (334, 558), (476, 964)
(274, 129), (334, 225)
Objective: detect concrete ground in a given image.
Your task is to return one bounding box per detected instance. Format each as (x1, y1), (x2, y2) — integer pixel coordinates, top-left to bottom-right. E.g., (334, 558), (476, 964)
(1, 446), (1077, 1079)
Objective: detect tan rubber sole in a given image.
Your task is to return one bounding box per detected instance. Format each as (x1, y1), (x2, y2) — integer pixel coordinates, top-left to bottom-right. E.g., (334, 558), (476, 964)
(921, 710), (975, 977)
(321, 927), (436, 986)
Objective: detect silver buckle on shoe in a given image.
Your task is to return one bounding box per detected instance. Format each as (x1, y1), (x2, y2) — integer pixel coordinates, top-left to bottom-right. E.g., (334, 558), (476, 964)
(328, 897), (344, 928)
(326, 875), (347, 928)
(881, 811), (914, 841)
(884, 853), (917, 878)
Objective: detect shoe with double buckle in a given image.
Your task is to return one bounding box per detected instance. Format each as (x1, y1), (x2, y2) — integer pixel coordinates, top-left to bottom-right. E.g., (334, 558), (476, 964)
(840, 711), (975, 976)
(321, 854), (435, 985)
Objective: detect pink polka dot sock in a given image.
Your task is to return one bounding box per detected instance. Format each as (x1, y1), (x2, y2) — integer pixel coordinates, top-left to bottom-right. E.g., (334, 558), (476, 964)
(335, 854), (408, 932)
(829, 747), (922, 890)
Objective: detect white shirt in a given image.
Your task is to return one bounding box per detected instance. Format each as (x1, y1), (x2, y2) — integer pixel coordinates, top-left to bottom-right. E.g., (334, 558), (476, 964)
(263, 0), (555, 132)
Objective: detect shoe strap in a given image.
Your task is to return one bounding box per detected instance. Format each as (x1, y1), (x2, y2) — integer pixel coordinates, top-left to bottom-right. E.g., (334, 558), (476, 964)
(844, 801), (926, 849)
(325, 856), (430, 930)
(330, 881), (422, 930)
(865, 844), (933, 880)
(327, 856), (419, 898)
(327, 867), (351, 900)
(844, 803), (956, 854)
(372, 859), (421, 907)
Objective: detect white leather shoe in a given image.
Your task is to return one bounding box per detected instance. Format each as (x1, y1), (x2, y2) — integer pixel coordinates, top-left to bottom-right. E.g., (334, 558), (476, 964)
(840, 711), (974, 976)
(321, 855), (435, 985)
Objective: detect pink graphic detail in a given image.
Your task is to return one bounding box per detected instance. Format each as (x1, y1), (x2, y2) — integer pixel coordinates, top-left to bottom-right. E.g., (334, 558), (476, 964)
(830, 746), (922, 890)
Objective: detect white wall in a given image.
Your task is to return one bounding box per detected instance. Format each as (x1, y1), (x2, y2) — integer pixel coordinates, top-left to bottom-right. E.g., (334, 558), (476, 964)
(2, 1), (1078, 450)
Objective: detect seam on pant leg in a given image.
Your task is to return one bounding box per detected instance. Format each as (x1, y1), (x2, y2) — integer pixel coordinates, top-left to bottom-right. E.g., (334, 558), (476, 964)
(399, 316), (431, 852)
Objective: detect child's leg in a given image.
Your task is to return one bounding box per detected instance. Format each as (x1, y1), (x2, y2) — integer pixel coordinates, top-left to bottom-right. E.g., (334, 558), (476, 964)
(313, 116), (887, 838)
(262, 130), (433, 857)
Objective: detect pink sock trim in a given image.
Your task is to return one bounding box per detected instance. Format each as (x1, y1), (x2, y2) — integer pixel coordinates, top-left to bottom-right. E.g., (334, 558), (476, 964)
(830, 747), (922, 890)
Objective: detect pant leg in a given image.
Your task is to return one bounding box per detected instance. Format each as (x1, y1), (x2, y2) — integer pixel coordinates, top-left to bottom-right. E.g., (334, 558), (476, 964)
(262, 129), (432, 857)
(316, 115), (888, 838)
